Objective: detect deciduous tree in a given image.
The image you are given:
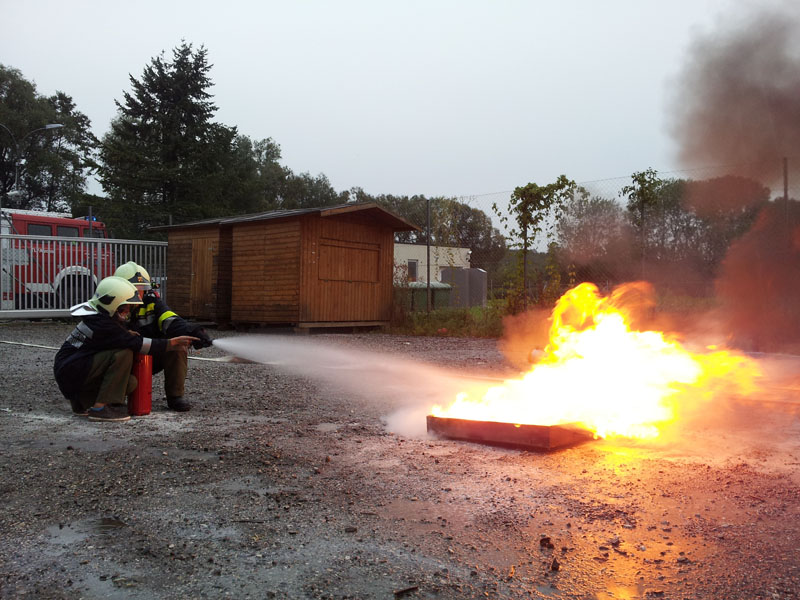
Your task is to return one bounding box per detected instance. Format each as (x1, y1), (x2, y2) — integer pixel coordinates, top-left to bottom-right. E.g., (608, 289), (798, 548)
(0, 65), (97, 213)
(430, 199), (506, 272)
(619, 171), (768, 290)
(557, 189), (634, 285)
(557, 189), (629, 262)
(495, 175), (576, 310)
(279, 172), (347, 210)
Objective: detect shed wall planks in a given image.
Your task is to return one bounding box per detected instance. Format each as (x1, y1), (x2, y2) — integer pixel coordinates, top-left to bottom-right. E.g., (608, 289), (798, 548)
(166, 207), (402, 325)
(231, 220), (301, 322)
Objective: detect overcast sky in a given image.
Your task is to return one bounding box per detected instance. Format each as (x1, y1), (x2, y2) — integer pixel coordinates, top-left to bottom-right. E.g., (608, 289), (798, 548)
(1, 0), (752, 198)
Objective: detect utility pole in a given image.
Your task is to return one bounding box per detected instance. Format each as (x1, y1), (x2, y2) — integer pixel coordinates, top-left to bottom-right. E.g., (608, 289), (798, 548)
(783, 157), (789, 221)
(522, 224), (528, 310)
(426, 197), (431, 312)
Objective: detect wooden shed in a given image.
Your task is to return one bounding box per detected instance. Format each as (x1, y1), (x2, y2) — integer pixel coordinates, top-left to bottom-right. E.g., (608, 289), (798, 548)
(154, 203), (419, 327)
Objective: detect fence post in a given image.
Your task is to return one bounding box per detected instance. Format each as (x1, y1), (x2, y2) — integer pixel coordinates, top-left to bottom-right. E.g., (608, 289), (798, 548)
(0, 207), (4, 308)
(88, 206), (97, 291)
(522, 224), (528, 310)
(426, 197), (431, 313)
(640, 195), (646, 280)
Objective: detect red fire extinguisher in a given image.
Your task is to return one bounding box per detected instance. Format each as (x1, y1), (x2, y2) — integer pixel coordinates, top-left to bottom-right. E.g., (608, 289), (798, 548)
(128, 353), (153, 416)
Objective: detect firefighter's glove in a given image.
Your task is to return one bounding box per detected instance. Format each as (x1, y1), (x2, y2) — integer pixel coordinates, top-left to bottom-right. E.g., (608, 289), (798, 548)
(191, 328), (213, 349)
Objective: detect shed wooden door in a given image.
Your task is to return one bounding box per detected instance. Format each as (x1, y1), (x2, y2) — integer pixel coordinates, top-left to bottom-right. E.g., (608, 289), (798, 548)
(300, 216), (393, 322)
(190, 238), (215, 317)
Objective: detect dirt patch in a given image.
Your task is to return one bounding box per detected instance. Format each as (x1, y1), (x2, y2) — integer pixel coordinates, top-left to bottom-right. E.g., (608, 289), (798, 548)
(1, 320), (799, 599)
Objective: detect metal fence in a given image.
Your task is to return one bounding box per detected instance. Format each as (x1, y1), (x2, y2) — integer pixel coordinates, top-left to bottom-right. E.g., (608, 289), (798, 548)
(0, 235), (167, 319)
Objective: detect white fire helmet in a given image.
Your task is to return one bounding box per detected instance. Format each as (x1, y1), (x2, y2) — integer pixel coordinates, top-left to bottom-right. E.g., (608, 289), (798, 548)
(69, 276), (143, 317)
(114, 261), (151, 290)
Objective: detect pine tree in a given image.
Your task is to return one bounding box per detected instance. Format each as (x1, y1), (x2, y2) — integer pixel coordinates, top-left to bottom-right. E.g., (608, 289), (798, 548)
(98, 43), (235, 237)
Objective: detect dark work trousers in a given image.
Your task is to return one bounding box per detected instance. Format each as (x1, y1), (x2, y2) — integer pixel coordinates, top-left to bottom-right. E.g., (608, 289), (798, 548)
(75, 348), (137, 411)
(152, 349), (188, 398)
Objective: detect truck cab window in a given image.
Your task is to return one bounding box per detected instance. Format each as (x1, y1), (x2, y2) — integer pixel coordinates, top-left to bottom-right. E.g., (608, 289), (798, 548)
(57, 226), (80, 237)
(27, 224), (52, 236)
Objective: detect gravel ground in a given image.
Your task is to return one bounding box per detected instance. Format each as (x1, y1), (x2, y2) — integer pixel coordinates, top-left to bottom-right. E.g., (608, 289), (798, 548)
(1, 319), (799, 599)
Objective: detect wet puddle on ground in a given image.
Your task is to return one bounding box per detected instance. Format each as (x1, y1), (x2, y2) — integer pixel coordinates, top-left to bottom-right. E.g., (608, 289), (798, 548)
(10, 438), (130, 453)
(593, 582), (648, 599)
(315, 422), (340, 433)
(217, 476), (298, 496)
(45, 517), (128, 546)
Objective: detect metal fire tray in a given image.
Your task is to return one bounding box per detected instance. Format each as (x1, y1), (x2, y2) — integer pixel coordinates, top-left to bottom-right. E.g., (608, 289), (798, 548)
(426, 415), (595, 451)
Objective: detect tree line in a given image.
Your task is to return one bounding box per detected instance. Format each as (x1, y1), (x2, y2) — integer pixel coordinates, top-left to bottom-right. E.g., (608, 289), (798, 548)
(500, 169), (770, 306)
(0, 42), (775, 307)
(1, 44), (355, 238)
(0, 44), (508, 259)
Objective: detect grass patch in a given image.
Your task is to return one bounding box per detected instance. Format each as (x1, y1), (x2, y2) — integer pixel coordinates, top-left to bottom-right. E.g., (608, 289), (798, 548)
(389, 302), (506, 338)
(388, 291), (720, 338)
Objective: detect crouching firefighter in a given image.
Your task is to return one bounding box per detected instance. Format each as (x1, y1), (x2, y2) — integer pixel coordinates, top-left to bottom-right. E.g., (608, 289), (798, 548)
(113, 262), (213, 412)
(53, 276), (198, 422)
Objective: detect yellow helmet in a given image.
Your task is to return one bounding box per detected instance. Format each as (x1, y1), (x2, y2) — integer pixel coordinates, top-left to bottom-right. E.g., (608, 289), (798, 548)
(80, 276), (142, 316)
(114, 261), (151, 289)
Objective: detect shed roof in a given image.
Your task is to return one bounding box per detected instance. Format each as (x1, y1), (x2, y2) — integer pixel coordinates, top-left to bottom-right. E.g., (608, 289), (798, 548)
(150, 202), (420, 232)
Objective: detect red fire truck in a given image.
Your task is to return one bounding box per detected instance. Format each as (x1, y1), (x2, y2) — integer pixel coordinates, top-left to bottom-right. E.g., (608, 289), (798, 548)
(0, 208), (114, 310)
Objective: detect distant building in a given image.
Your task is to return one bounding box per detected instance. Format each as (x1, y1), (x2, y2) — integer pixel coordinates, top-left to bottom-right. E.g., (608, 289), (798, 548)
(393, 243), (471, 284)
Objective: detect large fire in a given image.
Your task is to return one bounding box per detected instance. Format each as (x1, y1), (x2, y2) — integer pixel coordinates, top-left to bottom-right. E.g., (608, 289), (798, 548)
(432, 282), (762, 440)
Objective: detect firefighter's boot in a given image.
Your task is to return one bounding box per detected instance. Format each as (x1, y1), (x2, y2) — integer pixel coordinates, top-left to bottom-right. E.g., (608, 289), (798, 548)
(167, 396), (191, 412)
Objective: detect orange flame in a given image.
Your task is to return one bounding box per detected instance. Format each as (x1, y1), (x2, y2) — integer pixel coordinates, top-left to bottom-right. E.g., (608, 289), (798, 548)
(432, 282), (761, 439)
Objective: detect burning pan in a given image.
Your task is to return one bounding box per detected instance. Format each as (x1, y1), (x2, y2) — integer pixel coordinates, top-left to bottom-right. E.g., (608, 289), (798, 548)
(427, 415), (595, 451)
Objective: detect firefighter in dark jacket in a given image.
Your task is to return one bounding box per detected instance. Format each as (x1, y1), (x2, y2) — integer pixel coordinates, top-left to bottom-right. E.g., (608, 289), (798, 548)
(54, 276), (198, 422)
(113, 262), (213, 412)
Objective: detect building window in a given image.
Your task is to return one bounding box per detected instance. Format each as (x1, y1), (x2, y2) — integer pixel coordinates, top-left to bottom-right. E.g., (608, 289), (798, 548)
(407, 259), (418, 282)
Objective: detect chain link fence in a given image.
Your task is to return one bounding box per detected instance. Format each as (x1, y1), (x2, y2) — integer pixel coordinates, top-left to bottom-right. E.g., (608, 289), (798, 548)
(392, 158), (799, 311)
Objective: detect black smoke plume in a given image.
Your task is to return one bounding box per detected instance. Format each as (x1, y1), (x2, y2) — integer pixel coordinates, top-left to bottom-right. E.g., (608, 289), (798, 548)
(672, 3), (800, 352)
(714, 200), (800, 351)
(672, 3), (800, 182)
